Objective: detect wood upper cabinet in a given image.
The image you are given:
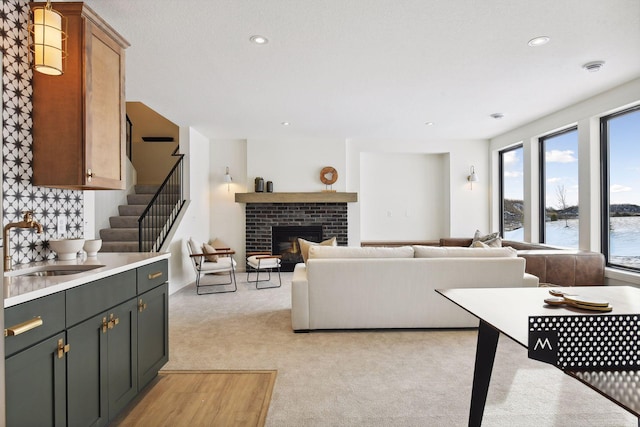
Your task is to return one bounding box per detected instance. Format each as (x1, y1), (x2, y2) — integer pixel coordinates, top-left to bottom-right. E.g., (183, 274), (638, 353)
(31, 2), (130, 190)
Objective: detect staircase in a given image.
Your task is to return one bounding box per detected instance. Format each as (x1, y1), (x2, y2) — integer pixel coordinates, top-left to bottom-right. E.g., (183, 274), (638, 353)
(100, 185), (161, 252)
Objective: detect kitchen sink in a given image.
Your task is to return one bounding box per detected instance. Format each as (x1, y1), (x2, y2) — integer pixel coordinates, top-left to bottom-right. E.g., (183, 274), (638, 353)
(8, 264), (105, 277)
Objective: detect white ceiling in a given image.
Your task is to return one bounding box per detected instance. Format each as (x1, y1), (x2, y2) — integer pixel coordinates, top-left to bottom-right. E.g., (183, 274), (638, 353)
(80, 0), (640, 141)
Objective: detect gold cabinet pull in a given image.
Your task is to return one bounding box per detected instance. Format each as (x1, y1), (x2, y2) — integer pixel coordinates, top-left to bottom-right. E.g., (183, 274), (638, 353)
(148, 271), (163, 280)
(138, 298), (147, 313)
(102, 317), (109, 333)
(57, 339), (70, 359)
(87, 168), (93, 182)
(5, 316), (43, 337)
(108, 313), (119, 329)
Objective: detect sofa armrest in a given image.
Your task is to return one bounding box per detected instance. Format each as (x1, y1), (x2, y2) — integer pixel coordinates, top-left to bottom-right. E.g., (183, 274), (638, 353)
(523, 273), (539, 287)
(291, 263), (310, 331)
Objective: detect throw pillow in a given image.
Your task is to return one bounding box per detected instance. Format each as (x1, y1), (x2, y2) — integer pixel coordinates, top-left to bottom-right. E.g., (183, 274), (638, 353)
(209, 238), (230, 250)
(202, 243), (219, 262)
(470, 240), (489, 248)
(471, 230), (502, 248)
(298, 237), (337, 263)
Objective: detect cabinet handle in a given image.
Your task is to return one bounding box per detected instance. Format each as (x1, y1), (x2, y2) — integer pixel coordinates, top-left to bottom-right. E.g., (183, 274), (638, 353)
(102, 317), (109, 333)
(138, 298), (148, 313)
(4, 316), (43, 337)
(57, 339), (70, 359)
(87, 168), (93, 182)
(108, 313), (120, 329)
(148, 271), (163, 280)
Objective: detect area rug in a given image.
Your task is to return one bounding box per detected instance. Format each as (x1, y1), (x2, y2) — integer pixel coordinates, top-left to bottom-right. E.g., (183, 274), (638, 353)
(111, 370), (277, 427)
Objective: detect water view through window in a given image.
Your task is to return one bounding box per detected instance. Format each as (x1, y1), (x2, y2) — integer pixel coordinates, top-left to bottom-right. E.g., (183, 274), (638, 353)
(603, 107), (640, 270)
(541, 128), (579, 248)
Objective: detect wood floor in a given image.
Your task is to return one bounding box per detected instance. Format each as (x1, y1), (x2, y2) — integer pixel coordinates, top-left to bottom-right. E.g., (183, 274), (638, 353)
(111, 370), (277, 427)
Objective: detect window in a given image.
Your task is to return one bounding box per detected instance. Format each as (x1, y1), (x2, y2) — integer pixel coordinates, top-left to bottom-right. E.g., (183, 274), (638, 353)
(539, 128), (579, 248)
(500, 145), (524, 241)
(601, 106), (640, 271)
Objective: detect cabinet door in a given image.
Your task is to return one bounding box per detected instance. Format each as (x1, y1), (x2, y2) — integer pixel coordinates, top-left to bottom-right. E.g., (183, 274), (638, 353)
(84, 18), (126, 190)
(137, 282), (169, 389)
(67, 312), (108, 427)
(5, 332), (67, 427)
(107, 298), (138, 419)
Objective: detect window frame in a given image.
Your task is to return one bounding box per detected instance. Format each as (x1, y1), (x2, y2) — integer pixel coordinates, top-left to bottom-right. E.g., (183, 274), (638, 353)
(538, 126), (578, 244)
(600, 104), (640, 272)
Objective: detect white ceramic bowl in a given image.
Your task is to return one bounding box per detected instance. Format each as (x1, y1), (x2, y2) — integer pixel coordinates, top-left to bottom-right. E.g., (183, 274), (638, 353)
(49, 238), (85, 260)
(83, 239), (102, 257)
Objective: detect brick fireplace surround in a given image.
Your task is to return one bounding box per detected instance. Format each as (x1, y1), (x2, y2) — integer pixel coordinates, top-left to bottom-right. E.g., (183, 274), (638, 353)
(244, 202), (348, 263)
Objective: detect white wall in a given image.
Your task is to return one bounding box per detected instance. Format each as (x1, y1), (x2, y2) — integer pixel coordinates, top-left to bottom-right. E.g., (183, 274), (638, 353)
(490, 77), (640, 284)
(210, 139), (247, 267)
(246, 138), (347, 192)
(360, 152), (447, 240)
(347, 139), (490, 245)
(166, 127), (211, 294)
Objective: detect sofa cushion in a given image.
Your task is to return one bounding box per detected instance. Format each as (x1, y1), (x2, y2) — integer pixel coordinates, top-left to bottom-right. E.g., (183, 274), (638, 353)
(309, 245), (414, 259)
(412, 245), (516, 258)
(298, 237), (337, 263)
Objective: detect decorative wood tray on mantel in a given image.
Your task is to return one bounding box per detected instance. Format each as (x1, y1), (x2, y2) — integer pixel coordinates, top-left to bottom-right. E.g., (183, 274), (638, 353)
(235, 192), (358, 203)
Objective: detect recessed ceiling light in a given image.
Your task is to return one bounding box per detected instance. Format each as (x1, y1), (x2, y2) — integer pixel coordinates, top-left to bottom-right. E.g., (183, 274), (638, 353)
(250, 35), (269, 45)
(281, 122), (290, 126)
(490, 113), (504, 119)
(582, 60), (605, 72)
(425, 122), (434, 126)
(528, 36), (550, 47)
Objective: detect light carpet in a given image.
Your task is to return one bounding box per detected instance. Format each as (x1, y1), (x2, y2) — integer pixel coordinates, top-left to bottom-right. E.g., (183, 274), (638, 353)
(164, 273), (637, 426)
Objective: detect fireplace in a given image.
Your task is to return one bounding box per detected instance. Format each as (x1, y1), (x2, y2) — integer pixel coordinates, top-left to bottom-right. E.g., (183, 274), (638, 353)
(244, 201), (349, 272)
(272, 226), (322, 271)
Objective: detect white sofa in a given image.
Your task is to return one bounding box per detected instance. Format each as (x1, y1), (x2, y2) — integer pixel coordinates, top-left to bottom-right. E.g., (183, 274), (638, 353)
(291, 245), (539, 331)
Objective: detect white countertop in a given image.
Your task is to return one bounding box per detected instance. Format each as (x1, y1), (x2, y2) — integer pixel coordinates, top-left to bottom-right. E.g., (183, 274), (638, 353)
(3, 252), (171, 308)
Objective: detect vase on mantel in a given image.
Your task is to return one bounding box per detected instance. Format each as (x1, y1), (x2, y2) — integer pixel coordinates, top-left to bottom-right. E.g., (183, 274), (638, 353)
(255, 177), (264, 192)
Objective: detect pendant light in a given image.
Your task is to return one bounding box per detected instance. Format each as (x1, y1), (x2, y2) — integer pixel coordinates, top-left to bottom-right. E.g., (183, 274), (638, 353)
(29, 0), (67, 76)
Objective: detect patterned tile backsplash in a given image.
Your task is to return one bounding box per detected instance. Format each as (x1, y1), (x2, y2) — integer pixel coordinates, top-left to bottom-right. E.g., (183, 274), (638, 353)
(2, 0), (84, 266)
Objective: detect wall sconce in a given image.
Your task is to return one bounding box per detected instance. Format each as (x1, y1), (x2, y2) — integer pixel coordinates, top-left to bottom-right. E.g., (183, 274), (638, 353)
(29, 0), (67, 76)
(224, 166), (233, 192)
(467, 166), (479, 189)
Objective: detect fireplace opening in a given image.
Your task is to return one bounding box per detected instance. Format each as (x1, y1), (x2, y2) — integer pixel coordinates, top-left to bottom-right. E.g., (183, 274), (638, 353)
(272, 225), (323, 271)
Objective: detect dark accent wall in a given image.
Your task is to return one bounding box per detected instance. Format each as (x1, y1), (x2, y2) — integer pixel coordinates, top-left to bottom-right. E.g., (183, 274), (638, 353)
(2, 0), (84, 265)
(245, 203), (348, 253)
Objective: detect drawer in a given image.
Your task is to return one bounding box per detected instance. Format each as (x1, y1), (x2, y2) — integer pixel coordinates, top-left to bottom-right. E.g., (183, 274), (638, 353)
(66, 270), (136, 327)
(137, 260), (168, 294)
(5, 292), (66, 357)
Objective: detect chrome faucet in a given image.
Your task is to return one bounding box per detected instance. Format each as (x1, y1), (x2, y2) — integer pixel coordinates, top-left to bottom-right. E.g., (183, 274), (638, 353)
(4, 211), (44, 271)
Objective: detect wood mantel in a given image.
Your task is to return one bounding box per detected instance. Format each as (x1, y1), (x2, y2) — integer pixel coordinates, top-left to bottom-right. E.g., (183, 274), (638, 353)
(235, 192), (358, 203)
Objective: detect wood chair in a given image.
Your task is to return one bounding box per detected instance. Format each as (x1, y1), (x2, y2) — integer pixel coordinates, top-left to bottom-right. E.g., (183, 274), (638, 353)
(246, 252), (282, 289)
(187, 238), (237, 295)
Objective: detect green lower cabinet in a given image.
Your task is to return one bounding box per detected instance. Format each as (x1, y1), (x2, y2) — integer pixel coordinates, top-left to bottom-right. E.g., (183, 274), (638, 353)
(5, 332), (67, 427)
(137, 282), (169, 390)
(66, 298), (138, 427)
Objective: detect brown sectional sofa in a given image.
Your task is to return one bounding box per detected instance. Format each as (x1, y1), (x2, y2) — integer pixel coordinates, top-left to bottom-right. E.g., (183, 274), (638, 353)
(362, 238), (605, 287)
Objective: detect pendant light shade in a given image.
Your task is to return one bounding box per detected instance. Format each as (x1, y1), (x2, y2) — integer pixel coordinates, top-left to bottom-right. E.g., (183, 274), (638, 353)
(29, 1), (67, 76)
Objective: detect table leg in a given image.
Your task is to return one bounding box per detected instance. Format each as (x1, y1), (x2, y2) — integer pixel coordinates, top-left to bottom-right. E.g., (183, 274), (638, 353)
(469, 320), (500, 427)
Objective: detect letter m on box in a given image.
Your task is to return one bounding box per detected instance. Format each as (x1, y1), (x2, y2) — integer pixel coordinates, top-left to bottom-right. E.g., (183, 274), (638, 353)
(528, 330), (558, 366)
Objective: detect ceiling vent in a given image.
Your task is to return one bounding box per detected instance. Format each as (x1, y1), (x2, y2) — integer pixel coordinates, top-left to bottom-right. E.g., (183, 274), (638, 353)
(582, 61), (605, 73)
